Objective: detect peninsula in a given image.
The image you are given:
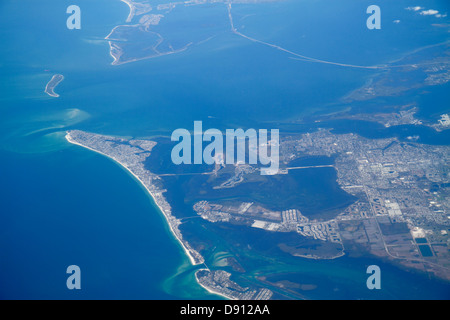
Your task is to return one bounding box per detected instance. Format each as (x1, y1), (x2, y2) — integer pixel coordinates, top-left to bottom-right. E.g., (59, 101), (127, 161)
(65, 130), (204, 266)
(65, 130), (277, 300)
(65, 127), (450, 299)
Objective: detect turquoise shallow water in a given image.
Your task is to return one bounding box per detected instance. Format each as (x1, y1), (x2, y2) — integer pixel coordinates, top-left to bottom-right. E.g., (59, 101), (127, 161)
(0, 0), (216, 299)
(0, 0), (449, 299)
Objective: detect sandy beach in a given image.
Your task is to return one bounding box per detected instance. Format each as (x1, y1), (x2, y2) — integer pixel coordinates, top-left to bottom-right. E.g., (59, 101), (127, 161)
(65, 131), (234, 300)
(44, 74), (64, 98)
(195, 269), (236, 300)
(65, 131), (199, 266)
(120, 0), (135, 22)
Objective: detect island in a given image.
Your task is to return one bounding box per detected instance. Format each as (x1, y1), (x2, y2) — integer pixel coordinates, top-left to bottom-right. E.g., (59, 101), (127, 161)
(45, 74), (64, 98)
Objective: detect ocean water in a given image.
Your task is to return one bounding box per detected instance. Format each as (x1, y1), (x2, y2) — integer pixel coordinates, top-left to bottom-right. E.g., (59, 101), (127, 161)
(0, 0), (449, 299)
(0, 0), (216, 300)
(0, 148), (181, 299)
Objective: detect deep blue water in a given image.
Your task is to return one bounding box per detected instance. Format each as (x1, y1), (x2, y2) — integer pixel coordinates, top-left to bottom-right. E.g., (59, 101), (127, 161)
(0, 148), (183, 299)
(0, 0), (449, 299)
(0, 0), (215, 300)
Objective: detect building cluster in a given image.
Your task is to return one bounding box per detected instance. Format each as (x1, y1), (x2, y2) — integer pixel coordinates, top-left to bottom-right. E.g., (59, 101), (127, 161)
(67, 130), (205, 265)
(194, 199), (343, 244)
(196, 270), (273, 300)
(282, 130), (450, 280)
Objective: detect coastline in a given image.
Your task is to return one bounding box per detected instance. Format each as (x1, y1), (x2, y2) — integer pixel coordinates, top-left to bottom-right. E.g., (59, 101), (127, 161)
(104, 0), (136, 66)
(105, 27), (122, 66)
(105, 0), (194, 66)
(65, 131), (200, 266)
(45, 74), (64, 98)
(65, 130), (233, 300)
(120, 0), (135, 23)
(195, 269), (236, 301)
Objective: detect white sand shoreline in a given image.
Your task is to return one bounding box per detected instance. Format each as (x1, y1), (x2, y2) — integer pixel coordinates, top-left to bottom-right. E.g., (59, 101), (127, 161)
(65, 131), (233, 300)
(65, 132), (198, 266)
(195, 269), (236, 300)
(45, 74), (64, 98)
(120, 0), (135, 22)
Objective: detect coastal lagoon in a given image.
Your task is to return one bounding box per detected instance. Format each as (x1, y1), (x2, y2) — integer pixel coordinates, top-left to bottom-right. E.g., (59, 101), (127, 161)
(1, 0), (449, 299)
